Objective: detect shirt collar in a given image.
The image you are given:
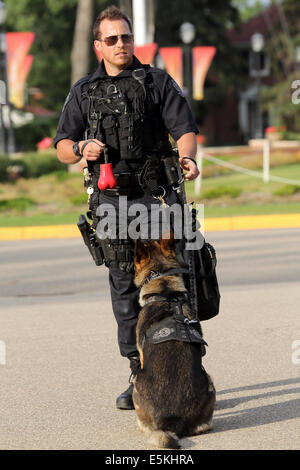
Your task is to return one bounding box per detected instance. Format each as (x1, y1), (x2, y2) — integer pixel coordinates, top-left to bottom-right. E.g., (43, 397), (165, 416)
(88, 55), (144, 82)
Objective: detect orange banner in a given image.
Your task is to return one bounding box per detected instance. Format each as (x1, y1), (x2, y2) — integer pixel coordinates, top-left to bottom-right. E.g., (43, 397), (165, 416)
(159, 47), (183, 88)
(94, 43), (157, 66)
(192, 46), (216, 100)
(6, 32), (35, 108)
(134, 43), (157, 64)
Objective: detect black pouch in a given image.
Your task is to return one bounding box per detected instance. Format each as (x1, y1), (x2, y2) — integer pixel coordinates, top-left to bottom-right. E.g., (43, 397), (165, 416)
(195, 242), (220, 321)
(162, 154), (182, 186)
(102, 115), (119, 152)
(118, 113), (144, 160)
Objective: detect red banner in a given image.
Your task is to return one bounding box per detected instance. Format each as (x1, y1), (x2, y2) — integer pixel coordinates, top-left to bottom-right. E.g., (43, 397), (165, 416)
(159, 47), (183, 88)
(134, 43), (157, 64)
(93, 45), (215, 102)
(94, 43), (157, 65)
(6, 32), (35, 108)
(192, 46), (216, 100)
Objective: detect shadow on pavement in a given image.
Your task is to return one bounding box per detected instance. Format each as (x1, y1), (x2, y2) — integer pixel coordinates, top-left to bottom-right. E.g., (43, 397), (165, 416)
(212, 377), (300, 432)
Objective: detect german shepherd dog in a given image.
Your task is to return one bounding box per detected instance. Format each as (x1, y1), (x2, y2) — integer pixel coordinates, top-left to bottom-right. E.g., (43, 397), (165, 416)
(133, 234), (216, 449)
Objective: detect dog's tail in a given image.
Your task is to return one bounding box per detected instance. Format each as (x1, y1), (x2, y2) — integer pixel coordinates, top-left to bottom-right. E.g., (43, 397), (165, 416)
(148, 430), (180, 449)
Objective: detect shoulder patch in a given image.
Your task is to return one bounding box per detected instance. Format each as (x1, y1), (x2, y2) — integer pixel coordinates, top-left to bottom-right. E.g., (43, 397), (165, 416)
(171, 79), (185, 98)
(62, 90), (74, 112)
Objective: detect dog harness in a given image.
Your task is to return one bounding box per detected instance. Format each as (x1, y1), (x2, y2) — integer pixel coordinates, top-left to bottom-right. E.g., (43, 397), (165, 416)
(141, 291), (207, 351)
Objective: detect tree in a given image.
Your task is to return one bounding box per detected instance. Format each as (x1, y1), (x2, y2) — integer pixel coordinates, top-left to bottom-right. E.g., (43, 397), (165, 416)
(71, 0), (94, 85)
(4, 0), (110, 112)
(232, 0), (271, 21)
(262, 0), (300, 133)
(154, 0), (245, 130)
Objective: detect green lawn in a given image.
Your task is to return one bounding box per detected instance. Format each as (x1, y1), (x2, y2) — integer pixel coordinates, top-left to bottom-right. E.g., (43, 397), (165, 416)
(187, 162), (300, 196)
(1, 161), (300, 227)
(204, 202), (300, 218)
(0, 212), (81, 227)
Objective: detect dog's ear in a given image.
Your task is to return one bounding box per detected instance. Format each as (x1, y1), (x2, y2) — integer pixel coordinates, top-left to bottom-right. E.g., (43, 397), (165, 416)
(160, 231), (176, 257)
(134, 239), (152, 264)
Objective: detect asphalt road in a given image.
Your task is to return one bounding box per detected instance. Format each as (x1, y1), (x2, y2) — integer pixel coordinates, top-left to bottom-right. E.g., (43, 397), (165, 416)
(0, 228), (299, 450)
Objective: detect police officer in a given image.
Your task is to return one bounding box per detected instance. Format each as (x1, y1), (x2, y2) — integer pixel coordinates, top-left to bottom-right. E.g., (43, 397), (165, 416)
(54, 5), (200, 410)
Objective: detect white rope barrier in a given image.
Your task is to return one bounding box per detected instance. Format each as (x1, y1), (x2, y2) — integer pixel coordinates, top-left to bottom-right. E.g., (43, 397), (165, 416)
(201, 152), (300, 187)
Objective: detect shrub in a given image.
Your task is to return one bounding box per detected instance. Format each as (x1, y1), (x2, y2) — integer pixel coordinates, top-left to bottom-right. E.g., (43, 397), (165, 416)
(273, 185), (300, 196)
(21, 152), (67, 178)
(0, 196), (37, 211)
(202, 186), (242, 199)
(69, 193), (88, 205)
(1, 152), (67, 181)
(14, 116), (58, 152)
(53, 170), (81, 182)
(0, 154), (10, 182)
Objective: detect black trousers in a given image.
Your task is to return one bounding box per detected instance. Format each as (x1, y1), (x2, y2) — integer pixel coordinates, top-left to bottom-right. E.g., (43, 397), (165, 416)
(99, 188), (179, 358)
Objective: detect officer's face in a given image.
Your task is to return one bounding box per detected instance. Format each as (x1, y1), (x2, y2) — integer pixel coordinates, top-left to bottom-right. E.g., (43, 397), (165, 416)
(94, 19), (134, 73)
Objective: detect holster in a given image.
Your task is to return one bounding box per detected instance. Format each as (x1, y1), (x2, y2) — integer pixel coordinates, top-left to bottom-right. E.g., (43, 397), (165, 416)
(77, 214), (134, 271)
(77, 214), (104, 266)
(162, 153), (182, 186)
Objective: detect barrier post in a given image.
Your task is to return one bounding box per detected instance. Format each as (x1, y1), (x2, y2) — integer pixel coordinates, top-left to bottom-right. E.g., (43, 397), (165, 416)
(263, 139), (270, 183)
(195, 143), (203, 196)
(195, 136), (205, 196)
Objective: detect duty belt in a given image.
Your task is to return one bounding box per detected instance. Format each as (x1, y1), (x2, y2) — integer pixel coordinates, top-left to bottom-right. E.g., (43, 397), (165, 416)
(100, 151), (182, 198)
(103, 172), (142, 197)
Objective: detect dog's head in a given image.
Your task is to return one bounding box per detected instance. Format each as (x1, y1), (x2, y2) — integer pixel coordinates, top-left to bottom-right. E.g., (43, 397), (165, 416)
(134, 232), (179, 287)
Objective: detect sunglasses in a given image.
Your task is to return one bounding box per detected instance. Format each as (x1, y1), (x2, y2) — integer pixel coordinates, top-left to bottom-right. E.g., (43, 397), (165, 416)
(97, 33), (134, 47)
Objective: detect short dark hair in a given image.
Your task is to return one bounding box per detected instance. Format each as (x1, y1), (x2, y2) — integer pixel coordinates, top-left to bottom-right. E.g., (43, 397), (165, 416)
(93, 5), (132, 40)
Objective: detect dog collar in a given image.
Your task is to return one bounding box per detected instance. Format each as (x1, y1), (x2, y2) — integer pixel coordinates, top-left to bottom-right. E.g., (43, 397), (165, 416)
(143, 294), (167, 306)
(141, 268), (190, 287)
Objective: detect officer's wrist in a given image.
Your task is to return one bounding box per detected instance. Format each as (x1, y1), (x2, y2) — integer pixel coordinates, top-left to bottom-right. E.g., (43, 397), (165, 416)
(73, 140), (83, 159)
(78, 141), (85, 156)
(181, 156), (198, 166)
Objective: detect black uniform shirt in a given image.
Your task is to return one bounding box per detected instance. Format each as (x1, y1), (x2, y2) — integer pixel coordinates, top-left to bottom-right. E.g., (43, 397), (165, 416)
(54, 56), (198, 150)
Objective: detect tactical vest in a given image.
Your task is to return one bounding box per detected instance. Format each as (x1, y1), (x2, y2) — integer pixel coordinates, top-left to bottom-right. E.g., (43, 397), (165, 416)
(84, 66), (172, 174)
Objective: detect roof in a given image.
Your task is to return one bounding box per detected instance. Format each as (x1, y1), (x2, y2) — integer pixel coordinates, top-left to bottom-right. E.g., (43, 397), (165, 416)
(227, 5), (279, 46)
(24, 105), (57, 117)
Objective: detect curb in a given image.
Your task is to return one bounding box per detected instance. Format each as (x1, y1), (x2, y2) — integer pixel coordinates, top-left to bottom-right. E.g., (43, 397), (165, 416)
(203, 213), (300, 232)
(0, 213), (300, 240)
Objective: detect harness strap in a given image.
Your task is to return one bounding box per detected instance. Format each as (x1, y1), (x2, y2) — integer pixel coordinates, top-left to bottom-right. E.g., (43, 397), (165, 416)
(140, 294), (205, 353)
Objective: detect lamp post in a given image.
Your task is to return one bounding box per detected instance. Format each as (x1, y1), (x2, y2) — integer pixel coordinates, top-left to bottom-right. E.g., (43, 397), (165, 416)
(0, 0), (6, 153)
(0, 1), (14, 154)
(179, 22), (195, 107)
(250, 32), (265, 139)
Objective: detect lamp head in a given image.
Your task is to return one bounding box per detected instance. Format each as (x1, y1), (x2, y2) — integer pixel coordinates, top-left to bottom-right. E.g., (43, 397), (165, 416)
(251, 33), (265, 53)
(180, 22), (195, 45)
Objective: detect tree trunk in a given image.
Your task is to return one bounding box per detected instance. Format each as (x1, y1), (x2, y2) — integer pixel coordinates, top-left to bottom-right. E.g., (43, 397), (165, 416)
(71, 0), (93, 86)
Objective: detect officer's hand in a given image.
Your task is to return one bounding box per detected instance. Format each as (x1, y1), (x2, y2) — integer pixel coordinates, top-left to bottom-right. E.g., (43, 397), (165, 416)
(79, 139), (105, 161)
(179, 157), (200, 181)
